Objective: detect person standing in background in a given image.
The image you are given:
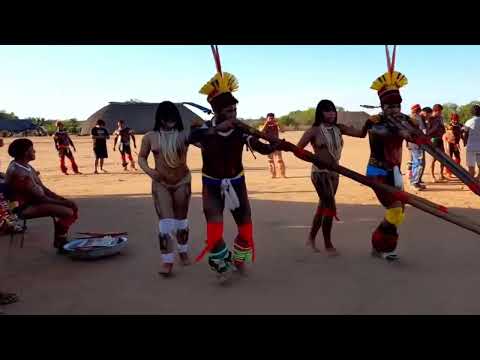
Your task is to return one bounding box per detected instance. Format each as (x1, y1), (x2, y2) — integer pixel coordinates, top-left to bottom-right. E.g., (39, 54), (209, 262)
(261, 113), (286, 178)
(91, 119), (110, 174)
(463, 105), (480, 179)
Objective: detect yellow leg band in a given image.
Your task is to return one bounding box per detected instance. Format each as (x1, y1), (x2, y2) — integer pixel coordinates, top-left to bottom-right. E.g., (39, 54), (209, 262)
(385, 207), (405, 226)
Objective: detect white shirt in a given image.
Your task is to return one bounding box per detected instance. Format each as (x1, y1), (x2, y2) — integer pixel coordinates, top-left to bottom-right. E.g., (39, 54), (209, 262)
(464, 117), (480, 152)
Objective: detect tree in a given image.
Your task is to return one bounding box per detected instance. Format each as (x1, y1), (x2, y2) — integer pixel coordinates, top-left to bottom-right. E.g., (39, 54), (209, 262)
(63, 118), (80, 134)
(25, 117), (47, 126)
(457, 101), (480, 124)
(442, 103), (458, 125)
(0, 110), (18, 121)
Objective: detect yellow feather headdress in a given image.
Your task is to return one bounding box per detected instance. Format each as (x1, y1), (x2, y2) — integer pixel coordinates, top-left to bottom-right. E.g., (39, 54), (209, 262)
(370, 45), (408, 92)
(199, 45), (239, 101)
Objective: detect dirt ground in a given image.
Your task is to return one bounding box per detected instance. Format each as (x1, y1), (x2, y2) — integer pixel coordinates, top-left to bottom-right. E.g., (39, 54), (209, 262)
(1, 132), (480, 314)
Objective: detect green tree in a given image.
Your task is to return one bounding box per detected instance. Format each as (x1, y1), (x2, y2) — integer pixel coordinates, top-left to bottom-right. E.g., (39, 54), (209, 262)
(457, 101), (480, 124)
(25, 117), (47, 126)
(441, 103), (458, 125)
(0, 110), (19, 121)
(63, 118), (80, 134)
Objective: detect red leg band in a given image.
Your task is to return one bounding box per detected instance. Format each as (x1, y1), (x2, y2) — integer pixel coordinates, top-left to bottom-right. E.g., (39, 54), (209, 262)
(195, 222), (224, 262)
(316, 207), (340, 221)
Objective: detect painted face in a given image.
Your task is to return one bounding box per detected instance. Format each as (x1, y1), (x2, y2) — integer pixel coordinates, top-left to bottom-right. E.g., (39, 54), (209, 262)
(217, 104), (237, 124)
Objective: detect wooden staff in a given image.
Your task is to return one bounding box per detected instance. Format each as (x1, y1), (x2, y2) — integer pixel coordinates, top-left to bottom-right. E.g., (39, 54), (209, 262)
(233, 119), (480, 236)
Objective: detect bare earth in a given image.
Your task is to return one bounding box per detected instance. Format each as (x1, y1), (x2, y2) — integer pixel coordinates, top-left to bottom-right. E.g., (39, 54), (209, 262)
(1, 132), (480, 314)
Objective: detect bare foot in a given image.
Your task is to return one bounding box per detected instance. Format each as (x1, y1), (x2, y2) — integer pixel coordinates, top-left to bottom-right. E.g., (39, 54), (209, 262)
(306, 238), (321, 253)
(94, 170), (98, 174)
(101, 169), (108, 173)
(325, 247), (340, 257)
(158, 263), (173, 277)
(179, 253), (191, 266)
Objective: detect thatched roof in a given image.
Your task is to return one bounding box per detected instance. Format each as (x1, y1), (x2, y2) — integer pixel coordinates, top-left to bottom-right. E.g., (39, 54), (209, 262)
(80, 102), (204, 135)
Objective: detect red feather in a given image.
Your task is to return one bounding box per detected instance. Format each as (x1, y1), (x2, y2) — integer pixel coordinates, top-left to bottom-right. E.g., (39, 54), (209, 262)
(210, 45), (223, 77)
(385, 45), (391, 73)
(391, 45), (397, 72)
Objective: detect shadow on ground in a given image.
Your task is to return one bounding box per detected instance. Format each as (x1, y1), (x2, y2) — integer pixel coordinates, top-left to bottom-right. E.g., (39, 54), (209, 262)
(2, 193), (480, 315)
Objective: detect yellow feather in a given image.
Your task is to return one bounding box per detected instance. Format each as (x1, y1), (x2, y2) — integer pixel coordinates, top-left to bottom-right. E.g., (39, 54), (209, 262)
(370, 71), (408, 91)
(199, 72), (239, 96)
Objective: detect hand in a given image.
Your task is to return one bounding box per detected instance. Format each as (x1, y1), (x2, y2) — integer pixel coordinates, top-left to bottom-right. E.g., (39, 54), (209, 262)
(148, 169), (164, 183)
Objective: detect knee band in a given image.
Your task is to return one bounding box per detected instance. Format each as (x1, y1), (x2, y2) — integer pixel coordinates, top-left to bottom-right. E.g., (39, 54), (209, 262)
(159, 218), (176, 235)
(385, 207), (405, 226)
(175, 219), (188, 230)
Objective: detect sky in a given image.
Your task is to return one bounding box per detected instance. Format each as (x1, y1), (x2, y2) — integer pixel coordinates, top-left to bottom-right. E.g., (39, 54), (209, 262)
(0, 45), (479, 120)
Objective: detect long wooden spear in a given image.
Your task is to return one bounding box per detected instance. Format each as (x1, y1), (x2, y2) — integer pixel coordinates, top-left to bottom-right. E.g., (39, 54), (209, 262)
(233, 119), (480, 236)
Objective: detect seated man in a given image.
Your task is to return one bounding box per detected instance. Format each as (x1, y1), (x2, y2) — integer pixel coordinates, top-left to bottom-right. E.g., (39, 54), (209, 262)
(5, 139), (78, 253)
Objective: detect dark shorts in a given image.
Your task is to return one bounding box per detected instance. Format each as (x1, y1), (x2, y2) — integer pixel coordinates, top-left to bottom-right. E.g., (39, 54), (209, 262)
(447, 143), (460, 157)
(94, 144), (108, 159)
(119, 143), (132, 155)
(58, 147), (73, 158)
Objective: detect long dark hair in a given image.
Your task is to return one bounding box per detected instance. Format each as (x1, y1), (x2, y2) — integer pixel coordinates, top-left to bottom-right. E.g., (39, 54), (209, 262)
(154, 101), (184, 132)
(313, 99), (337, 127)
(8, 138), (33, 160)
